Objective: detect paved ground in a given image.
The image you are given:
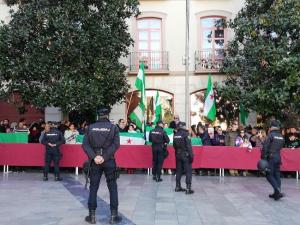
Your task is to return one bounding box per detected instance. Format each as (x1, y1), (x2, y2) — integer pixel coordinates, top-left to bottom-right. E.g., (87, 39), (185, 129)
(1, 172), (300, 225)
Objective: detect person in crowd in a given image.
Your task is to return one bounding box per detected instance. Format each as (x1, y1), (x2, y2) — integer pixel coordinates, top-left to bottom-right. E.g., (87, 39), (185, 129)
(261, 120), (285, 200)
(28, 123), (41, 143)
(164, 123), (169, 129)
(149, 120), (170, 182)
(59, 121), (70, 134)
(169, 115), (180, 130)
(235, 129), (252, 149)
(190, 125), (197, 137)
(173, 122), (194, 194)
(197, 125), (211, 146)
(116, 119), (127, 132)
(39, 123), (51, 143)
(41, 122), (65, 181)
(212, 126), (225, 146)
(14, 120), (29, 133)
(128, 124), (137, 133)
(82, 106), (122, 224)
(225, 121), (239, 147)
(255, 129), (267, 148)
(0, 119), (10, 133)
(64, 123), (79, 144)
(226, 122), (239, 176)
(285, 131), (300, 149)
(235, 129), (252, 176)
(249, 127), (258, 147)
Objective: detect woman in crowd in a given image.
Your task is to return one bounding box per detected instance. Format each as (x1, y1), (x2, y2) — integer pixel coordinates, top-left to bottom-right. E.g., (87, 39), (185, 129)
(28, 124), (41, 143)
(255, 129), (267, 148)
(234, 129), (252, 176)
(64, 123), (79, 144)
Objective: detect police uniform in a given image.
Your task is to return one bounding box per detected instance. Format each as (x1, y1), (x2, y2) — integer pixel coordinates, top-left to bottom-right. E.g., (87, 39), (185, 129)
(173, 122), (194, 194)
(41, 125), (65, 181)
(82, 107), (121, 224)
(261, 120), (285, 200)
(149, 121), (170, 182)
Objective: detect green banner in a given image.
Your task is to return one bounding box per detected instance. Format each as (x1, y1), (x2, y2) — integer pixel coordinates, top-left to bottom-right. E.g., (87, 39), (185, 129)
(76, 135), (84, 143)
(0, 133), (28, 143)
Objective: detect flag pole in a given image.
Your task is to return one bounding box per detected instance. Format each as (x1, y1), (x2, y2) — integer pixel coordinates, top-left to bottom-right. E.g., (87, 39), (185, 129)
(125, 90), (134, 120)
(185, 0), (190, 127)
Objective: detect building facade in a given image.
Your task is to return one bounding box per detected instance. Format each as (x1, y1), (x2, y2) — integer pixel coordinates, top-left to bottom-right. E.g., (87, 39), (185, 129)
(0, 0), (247, 126)
(111, 0), (245, 127)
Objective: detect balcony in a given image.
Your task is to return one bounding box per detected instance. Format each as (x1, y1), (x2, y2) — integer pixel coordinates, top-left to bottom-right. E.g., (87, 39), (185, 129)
(194, 49), (224, 73)
(129, 51), (169, 74)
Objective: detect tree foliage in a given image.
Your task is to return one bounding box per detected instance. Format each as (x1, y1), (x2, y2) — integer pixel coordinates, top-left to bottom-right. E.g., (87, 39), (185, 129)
(0, 0), (139, 113)
(218, 0), (300, 122)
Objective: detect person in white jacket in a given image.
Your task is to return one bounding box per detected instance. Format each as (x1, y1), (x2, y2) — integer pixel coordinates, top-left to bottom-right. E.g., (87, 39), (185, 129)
(64, 123), (79, 144)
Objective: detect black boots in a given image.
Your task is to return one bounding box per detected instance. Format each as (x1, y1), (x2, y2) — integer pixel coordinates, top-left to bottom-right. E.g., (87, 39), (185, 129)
(85, 209), (96, 224)
(43, 173), (48, 181)
(156, 177), (163, 182)
(175, 184), (186, 192)
(185, 184), (194, 195)
(109, 209), (122, 224)
(54, 174), (62, 181)
(269, 189), (283, 201)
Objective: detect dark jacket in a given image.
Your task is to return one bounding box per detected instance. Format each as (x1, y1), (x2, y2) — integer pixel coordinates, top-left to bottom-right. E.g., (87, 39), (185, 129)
(173, 129), (194, 159)
(41, 128), (65, 150)
(149, 126), (170, 150)
(225, 131), (238, 146)
(82, 118), (120, 161)
(261, 129), (285, 159)
(212, 133), (225, 146)
(199, 131), (212, 146)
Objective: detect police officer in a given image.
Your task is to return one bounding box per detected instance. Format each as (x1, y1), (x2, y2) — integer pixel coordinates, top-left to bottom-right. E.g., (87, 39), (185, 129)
(41, 122), (65, 181)
(261, 120), (285, 200)
(173, 122), (194, 194)
(82, 106), (121, 224)
(149, 120), (170, 182)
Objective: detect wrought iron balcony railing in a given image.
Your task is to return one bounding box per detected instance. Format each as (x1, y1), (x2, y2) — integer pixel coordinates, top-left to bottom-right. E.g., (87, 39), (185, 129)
(129, 51), (169, 72)
(194, 49), (224, 72)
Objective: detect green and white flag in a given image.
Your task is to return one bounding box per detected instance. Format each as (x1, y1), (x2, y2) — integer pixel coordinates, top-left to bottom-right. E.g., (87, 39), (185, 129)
(203, 75), (216, 121)
(129, 63), (146, 131)
(120, 132), (145, 145)
(152, 91), (162, 124)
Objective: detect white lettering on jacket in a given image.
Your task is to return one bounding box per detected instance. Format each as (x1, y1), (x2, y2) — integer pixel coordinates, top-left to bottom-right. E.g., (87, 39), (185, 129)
(46, 133), (58, 136)
(92, 128), (110, 132)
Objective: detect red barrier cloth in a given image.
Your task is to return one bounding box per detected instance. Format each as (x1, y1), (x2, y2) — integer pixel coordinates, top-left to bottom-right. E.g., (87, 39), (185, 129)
(0, 144), (299, 171)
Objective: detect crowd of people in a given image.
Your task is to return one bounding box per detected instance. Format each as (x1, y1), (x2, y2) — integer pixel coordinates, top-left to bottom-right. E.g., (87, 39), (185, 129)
(1, 116), (299, 177)
(1, 117), (299, 149)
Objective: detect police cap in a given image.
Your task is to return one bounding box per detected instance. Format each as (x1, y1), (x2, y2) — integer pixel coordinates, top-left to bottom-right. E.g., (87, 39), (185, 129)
(270, 120), (280, 128)
(97, 106), (110, 116)
(177, 122), (187, 130)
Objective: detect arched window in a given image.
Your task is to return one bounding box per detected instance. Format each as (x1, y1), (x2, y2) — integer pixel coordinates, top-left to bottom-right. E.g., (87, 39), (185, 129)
(126, 89), (174, 124)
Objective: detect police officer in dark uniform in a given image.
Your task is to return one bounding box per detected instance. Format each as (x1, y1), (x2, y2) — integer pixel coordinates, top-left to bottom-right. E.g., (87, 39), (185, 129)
(261, 120), (285, 200)
(173, 122), (194, 194)
(149, 120), (170, 182)
(41, 122), (65, 181)
(82, 106), (121, 224)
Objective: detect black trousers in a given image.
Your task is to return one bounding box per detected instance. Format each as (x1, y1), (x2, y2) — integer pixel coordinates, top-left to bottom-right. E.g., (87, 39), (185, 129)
(88, 159), (118, 211)
(152, 149), (164, 178)
(44, 148), (60, 175)
(266, 153), (281, 192)
(176, 153), (192, 186)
